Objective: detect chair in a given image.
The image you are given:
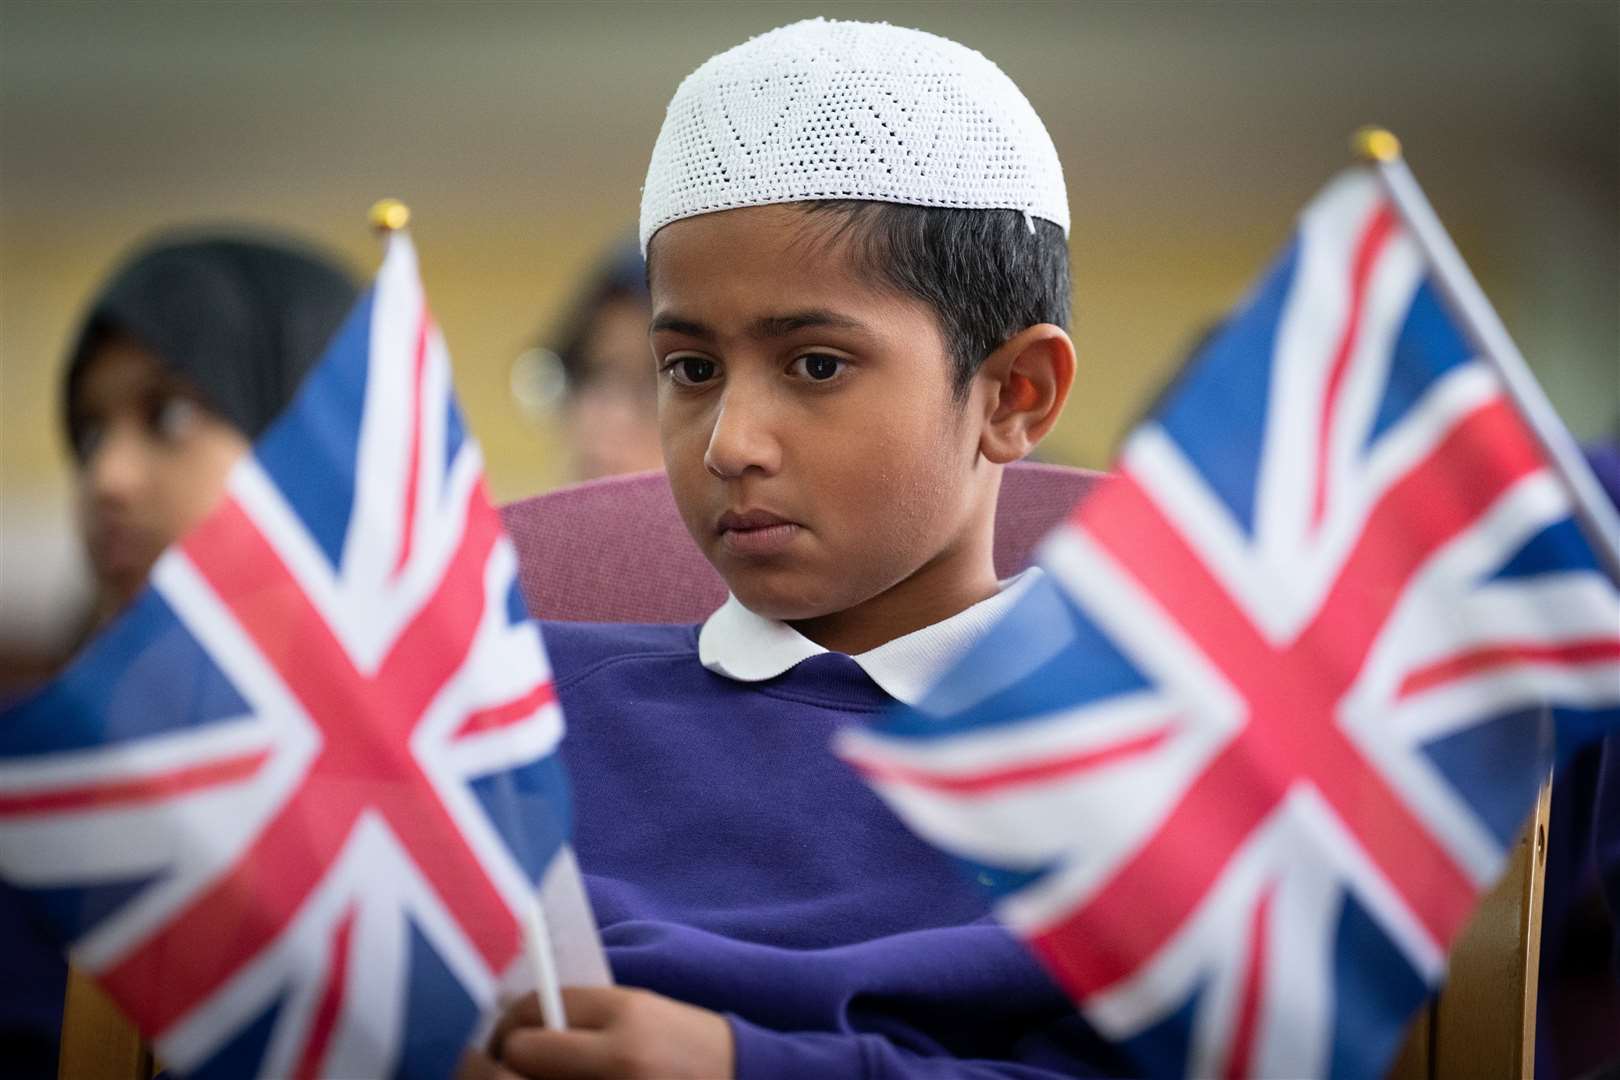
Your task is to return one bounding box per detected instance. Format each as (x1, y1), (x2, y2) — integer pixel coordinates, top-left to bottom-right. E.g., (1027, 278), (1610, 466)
(1388, 776), (1553, 1080)
(498, 461), (1100, 623)
(58, 461), (1549, 1078)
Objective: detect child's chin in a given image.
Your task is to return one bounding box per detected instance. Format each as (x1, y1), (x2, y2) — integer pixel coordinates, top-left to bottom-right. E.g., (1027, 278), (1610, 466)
(727, 577), (844, 624)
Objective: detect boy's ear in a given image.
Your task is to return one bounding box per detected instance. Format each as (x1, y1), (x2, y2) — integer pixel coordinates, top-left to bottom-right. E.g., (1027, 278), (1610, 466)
(975, 324), (1076, 465)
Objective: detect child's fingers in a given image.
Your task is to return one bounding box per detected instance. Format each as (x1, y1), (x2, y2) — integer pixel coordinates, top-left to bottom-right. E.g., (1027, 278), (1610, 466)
(556, 986), (632, 1029)
(491, 985), (647, 1077)
(499, 1028), (615, 1080)
(488, 992), (545, 1056)
(457, 1049), (530, 1080)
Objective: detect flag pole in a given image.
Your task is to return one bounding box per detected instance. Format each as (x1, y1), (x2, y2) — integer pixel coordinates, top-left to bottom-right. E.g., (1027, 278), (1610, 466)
(524, 894), (570, 1033)
(1351, 128), (1620, 585)
(367, 196), (570, 1036)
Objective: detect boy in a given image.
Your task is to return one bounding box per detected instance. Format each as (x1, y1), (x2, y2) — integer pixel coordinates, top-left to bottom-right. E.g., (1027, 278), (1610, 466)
(467, 18), (1126, 1078)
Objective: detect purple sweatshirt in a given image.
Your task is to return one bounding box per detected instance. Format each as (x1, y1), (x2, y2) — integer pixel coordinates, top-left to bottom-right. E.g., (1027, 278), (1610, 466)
(543, 620), (1129, 1079)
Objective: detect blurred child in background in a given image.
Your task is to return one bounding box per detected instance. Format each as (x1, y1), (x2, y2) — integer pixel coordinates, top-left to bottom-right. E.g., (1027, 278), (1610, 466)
(1, 232), (355, 1078)
(516, 240), (661, 481)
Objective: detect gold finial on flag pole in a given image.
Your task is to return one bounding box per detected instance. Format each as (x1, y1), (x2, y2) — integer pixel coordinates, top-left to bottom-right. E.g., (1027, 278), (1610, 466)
(1351, 126), (1402, 164)
(368, 198), (411, 233)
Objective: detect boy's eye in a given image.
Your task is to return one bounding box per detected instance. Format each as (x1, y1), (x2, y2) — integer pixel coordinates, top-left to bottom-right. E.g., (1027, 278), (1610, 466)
(790, 353), (846, 381)
(152, 396), (201, 443)
(666, 356), (719, 386)
(73, 422), (105, 464)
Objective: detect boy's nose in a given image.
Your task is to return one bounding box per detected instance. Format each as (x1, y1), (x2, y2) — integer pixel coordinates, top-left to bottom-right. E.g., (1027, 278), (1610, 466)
(85, 429), (151, 507)
(702, 388), (781, 480)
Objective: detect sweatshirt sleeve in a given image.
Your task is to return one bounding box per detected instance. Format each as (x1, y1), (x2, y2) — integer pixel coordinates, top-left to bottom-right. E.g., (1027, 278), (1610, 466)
(728, 1013), (1127, 1080)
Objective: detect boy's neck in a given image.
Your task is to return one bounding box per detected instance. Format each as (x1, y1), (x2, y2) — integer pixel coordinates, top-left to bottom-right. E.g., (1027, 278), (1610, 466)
(786, 532), (1001, 656)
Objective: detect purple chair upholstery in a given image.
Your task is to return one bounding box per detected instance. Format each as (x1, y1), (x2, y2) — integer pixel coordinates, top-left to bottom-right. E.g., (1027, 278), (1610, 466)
(500, 461), (1106, 624)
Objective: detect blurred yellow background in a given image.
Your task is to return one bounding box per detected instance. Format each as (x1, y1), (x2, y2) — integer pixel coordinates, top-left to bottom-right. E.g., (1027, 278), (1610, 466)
(2, 1), (1616, 649)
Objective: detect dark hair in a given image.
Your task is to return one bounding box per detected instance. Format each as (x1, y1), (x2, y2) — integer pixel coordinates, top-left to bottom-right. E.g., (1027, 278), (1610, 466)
(547, 239), (650, 391)
(63, 233), (357, 458)
(797, 201), (1071, 397)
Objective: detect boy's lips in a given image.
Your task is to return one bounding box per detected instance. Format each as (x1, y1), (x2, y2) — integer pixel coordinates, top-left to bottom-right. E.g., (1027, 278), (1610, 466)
(716, 509), (802, 557)
(89, 520), (161, 582)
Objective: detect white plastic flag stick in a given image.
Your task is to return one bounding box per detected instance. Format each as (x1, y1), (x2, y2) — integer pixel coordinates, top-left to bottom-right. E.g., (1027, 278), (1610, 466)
(1355, 127), (1620, 585)
(525, 894), (569, 1032)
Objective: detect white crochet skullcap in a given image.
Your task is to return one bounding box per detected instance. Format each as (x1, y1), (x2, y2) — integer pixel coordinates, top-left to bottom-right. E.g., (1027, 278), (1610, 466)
(639, 18), (1068, 253)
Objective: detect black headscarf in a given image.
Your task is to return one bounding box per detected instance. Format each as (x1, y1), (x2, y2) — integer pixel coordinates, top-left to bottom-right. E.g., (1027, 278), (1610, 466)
(63, 233), (358, 453)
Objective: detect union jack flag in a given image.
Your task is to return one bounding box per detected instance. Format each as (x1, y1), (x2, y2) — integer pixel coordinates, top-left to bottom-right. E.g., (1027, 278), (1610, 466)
(0, 234), (576, 1077)
(837, 170), (1620, 1078)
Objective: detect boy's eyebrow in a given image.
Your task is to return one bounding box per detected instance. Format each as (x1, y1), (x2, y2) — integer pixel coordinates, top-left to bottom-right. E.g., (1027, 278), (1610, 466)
(748, 310), (867, 338)
(649, 313), (711, 338)
(650, 309), (869, 342)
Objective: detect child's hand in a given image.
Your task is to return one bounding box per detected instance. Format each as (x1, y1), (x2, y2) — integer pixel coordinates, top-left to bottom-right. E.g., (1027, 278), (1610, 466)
(462, 986), (736, 1079)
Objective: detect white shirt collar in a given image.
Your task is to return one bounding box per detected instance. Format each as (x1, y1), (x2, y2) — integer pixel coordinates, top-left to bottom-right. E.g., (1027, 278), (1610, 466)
(698, 568), (1043, 706)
